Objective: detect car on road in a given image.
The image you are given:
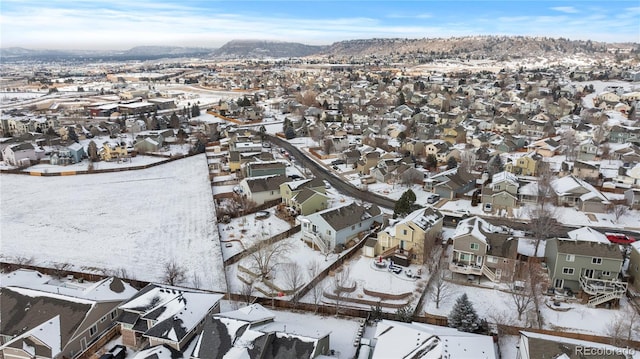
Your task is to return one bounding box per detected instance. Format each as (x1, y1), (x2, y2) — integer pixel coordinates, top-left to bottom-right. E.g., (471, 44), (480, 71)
(323, 179), (331, 189)
(288, 174), (303, 180)
(605, 233), (636, 245)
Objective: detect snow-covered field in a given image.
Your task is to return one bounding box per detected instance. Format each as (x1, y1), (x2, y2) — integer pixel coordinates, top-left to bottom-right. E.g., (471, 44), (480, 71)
(25, 155), (168, 173)
(0, 154), (226, 292)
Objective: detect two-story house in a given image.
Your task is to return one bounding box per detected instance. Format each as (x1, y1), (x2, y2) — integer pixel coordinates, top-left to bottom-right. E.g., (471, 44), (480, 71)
(1, 272), (137, 359)
(116, 283), (223, 351)
(545, 236), (626, 307)
(99, 142), (129, 162)
(449, 216), (519, 283)
(238, 175), (287, 206)
(244, 161), (286, 178)
(280, 178), (328, 216)
(375, 207), (443, 264)
(424, 167), (476, 200)
(552, 175), (610, 213)
(298, 202), (383, 253)
(2, 143), (37, 166)
(481, 171), (519, 213)
(504, 151), (541, 177)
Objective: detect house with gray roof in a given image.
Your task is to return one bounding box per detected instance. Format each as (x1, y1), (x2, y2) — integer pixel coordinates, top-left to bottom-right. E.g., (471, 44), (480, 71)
(1, 274), (136, 359)
(116, 283), (223, 352)
(191, 304), (329, 359)
(298, 202), (383, 253)
(2, 142), (36, 166)
(238, 175), (287, 205)
(545, 237), (626, 307)
(517, 331), (628, 359)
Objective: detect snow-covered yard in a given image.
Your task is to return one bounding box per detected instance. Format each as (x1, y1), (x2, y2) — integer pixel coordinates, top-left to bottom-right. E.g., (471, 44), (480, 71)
(0, 154), (226, 291)
(25, 155), (168, 173)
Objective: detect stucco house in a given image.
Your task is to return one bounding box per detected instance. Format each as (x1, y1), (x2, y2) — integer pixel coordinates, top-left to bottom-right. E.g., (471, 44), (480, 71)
(116, 283), (223, 351)
(545, 236), (626, 307)
(449, 216), (519, 283)
(298, 202), (383, 253)
(375, 207), (443, 264)
(238, 175), (287, 205)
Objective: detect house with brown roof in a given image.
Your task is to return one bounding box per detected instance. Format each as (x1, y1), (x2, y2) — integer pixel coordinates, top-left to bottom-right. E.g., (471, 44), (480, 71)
(424, 167), (476, 200)
(238, 175), (287, 205)
(280, 178), (328, 215)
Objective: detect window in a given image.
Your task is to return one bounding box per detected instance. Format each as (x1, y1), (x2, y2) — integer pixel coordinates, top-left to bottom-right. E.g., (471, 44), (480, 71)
(562, 267), (575, 275)
(110, 310), (117, 320)
(403, 229), (407, 236)
(565, 254), (575, 262)
(602, 271), (611, 277)
(89, 325), (97, 336)
(487, 256), (498, 263)
(351, 225), (355, 230)
(470, 243), (479, 250)
(460, 253), (471, 261)
(326, 229), (331, 235)
(100, 316), (107, 323)
(592, 257), (602, 265)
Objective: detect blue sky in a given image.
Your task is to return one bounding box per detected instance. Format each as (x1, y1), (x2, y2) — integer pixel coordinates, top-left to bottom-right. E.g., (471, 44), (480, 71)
(1, 0), (638, 50)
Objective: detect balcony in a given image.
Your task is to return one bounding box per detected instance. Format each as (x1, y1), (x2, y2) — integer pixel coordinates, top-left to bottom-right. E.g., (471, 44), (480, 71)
(302, 231), (330, 254)
(579, 275), (627, 307)
(449, 261), (483, 276)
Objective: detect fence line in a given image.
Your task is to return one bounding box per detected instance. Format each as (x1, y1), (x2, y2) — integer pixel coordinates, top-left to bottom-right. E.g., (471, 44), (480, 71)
(223, 225), (301, 266)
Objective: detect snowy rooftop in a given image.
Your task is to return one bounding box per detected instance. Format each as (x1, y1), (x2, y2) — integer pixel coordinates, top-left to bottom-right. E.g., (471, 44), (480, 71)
(1, 315), (62, 358)
(566, 227), (610, 244)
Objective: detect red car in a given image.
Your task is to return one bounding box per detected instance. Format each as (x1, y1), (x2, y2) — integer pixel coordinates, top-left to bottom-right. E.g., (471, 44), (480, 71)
(605, 233), (637, 245)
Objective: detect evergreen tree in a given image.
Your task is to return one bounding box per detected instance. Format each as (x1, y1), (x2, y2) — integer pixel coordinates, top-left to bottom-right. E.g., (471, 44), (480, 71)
(448, 293), (480, 332)
(425, 154), (438, 170)
(191, 104), (201, 117)
(67, 126), (79, 143)
(284, 126), (296, 139)
(487, 155), (504, 175)
(395, 304), (414, 323)
(170, 112), (180, 128)
(393, 189), (417, 218)
(446, 156), (458, 170)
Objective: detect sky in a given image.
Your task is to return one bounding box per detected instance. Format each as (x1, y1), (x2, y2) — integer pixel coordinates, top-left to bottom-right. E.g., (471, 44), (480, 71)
(0, 0), (639, 50)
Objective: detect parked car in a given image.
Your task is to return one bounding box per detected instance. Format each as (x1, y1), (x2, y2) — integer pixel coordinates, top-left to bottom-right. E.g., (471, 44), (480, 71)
(483, 203), (492, 212)
(426, 194), (440, 204)
(99, 345), (126, 359)
(605, 233), (636, 245)
(331, 159), (345, 165)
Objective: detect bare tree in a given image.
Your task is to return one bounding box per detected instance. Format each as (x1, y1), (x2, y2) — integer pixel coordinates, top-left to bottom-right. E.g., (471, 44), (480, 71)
(322, 138), (335, 155)
(240, 278), (255, 304)
(535, 161), (556, 207)
(218, 194), (257, 218)
(561, 129), (578, 161)
(307, 259), (323, 313)
(430, 267), (454, 309)
(510, 285), (534, 321)
(592, 124), (607, 144)
(600, 143), (612, 163)
(52, 262), (71, 278)
(192, 273), (202, 289)
(522, 261), (546, 329)
(401, 168), (424, 187)
(282, 262), (305, 294)
(459, 150), (476, 173)
(527, 204), (560, 257)
(332, 266), (353, 316)
(296, 90), (319, 107)
(605, 305), (639, 346)
(248, 239), (291, 280)
(608, 204), (629, 223)
(163, 260), (187, 286)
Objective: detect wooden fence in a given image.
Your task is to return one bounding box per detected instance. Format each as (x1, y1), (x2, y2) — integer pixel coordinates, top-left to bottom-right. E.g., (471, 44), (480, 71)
(497, 324), (640, 350)
(223, 225), (301, 266)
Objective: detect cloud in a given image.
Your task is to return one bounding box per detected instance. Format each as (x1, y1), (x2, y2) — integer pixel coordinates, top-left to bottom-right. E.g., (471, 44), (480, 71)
(550, 6), (579, 14)
(387, 13), (433, 19)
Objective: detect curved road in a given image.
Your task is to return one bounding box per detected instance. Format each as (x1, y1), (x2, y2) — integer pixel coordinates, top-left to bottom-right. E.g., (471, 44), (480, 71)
(258, 132), (397, 210)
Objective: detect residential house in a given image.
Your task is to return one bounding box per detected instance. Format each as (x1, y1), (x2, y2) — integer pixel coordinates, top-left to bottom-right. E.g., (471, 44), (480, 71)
(134, 138), (161, 153)
(375, 207), (443, 264)
(2, 143), (36, 166)
(527, 137), (561, 157)
(517, 331), (629, 359)
(244, 161), (286, 178)
(371, 320), (497, 359)
(424, 140), (452, 163)
(493, 116), (517, 134)
(624, 188), (640, 209)
(1, 273), (137, 359)
(572, 160), (600, 183)
(298, 202), (383, 253)
(356, 151), (381, 175)
(238, 175), (287, 205)
(552, 175), (610, 213)
(629, 241), (640, 294)
(424, 167), (476, 200)
(576, 137), (599, 161)
(191, 304), (330, 359)
(280, 178), (328, 215)
(116, 283), (223, 351)
(504, 152), (541, 176)
(545, 236), (625, 307)
(99, 142), (129, 162)
(608, 125), (640, 144)
(67, 143), (85, 163)
(481, 171), (520, 214)
(449, 216), (519, 283)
